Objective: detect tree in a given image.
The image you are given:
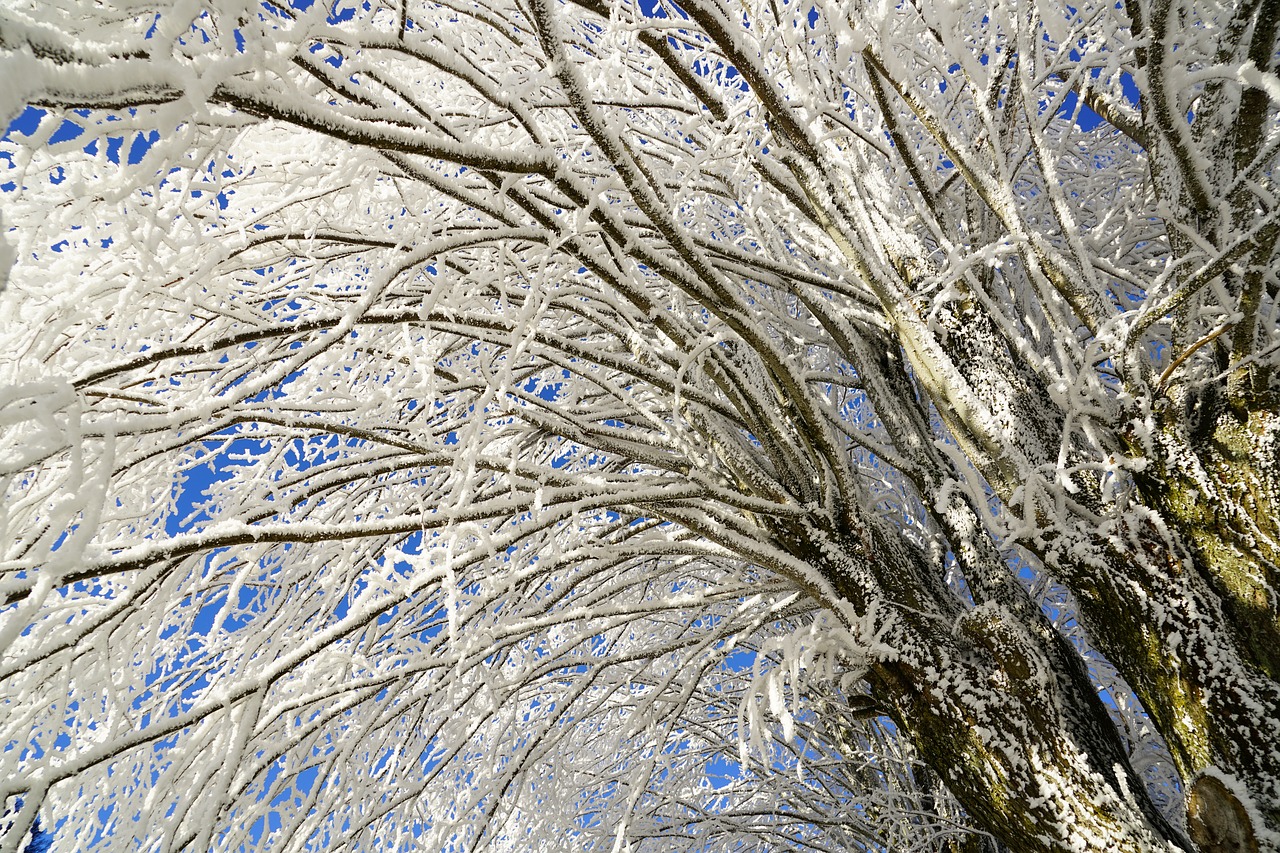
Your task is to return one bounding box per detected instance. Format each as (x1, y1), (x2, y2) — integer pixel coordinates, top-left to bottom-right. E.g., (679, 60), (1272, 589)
(0, 0), (1277, 850)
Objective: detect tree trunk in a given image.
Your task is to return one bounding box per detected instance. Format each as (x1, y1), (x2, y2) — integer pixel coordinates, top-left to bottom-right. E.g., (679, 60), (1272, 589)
(782, 515), (1193, 852)
(863, 252), (1280, 848)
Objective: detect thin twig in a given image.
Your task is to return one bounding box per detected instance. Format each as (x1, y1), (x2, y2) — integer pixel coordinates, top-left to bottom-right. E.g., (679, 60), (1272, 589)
(1156, 322), (1234, 392)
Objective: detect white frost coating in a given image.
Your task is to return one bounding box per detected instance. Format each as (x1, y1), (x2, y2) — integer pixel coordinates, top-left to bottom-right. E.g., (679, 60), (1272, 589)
(1238, 61), (1280, 105)
(1, 0), (1278, 851)
(742, 609), (871, 759)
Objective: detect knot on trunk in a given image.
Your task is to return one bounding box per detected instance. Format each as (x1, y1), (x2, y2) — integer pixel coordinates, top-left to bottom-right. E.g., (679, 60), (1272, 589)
(1187, 773), (1258, 853)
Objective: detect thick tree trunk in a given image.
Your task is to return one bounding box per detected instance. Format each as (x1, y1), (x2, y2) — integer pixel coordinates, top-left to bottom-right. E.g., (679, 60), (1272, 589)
(798, 310), (1202, 850)
(869, 650), (1187, 853)
(1125, 405), (1280, 845)
(874, 270), (1280, 848)
(783, 516), (1192, 852)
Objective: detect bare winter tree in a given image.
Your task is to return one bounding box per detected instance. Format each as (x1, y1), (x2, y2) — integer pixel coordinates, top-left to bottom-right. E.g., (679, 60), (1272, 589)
(1, 0), (1278, 850)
